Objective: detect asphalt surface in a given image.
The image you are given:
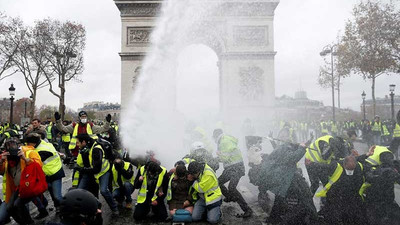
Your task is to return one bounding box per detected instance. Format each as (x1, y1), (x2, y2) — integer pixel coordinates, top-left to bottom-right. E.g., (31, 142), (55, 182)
(6, 141), (400, 224)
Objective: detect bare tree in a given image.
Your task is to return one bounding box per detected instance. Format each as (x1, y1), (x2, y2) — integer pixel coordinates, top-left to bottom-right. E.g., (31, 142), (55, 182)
(0, 13), (18, 80)
(337, 1), (399, 116)
(1, 16), (52, 119)
(40, 19), (86, 120)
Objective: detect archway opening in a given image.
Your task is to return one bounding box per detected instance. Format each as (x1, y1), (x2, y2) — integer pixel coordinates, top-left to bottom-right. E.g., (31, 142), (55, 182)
(176, 44), (220, 120)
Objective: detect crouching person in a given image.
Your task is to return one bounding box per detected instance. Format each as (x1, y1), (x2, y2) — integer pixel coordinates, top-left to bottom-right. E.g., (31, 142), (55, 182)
(167, 161), (194, 216)
(0, 138), (43, 225)
(188, 161), (222, 224)
(133, 161), (168, 221)
(111, 157), (134, 209)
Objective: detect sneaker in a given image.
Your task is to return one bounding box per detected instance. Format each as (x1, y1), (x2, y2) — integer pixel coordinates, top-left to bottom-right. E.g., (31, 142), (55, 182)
(34, 210), (49, 219)
(125, 202), (133, 209)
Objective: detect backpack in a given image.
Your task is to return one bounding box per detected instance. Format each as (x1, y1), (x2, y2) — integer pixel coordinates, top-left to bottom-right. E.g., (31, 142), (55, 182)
(96, 138), (115, 161)
(172, 209), (192, 222)
(19, 161), (48, 199)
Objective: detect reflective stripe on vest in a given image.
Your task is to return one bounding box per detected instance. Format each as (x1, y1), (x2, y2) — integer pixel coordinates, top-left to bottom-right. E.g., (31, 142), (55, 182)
(137, 166), (167, 204)
(365, 146), (392, 166)
(305, 135), (332, 163)
(75, 143), (110, 184)
(167, 173), (175, 201)
(393, 123), (400, 138)
(69, 123), (93, 150)
(111, 162), (134, 191)
(36, 140), (62, 176)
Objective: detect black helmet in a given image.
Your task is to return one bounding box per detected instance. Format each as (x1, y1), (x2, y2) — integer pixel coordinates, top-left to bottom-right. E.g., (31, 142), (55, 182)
(25, 133), (41, 146)
(60, 189), (98, 223)
(78, 111), (88, 117)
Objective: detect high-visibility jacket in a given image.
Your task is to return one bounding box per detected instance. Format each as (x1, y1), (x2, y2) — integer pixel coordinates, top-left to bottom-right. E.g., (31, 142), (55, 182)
(73, 143), (110, 186)
(217, 135), (243, 167)
(111, 162), (134, 191)
(61, 133), (71, 142)
(371, 122), (381, 133)
(331, 123), (338, 133)
(381, 125), (390, 136)
(36, 140), (62, 176)
(320, 122), (329, 134)
(167, 173), (176, 201)
(191, 164), (222, 206)
(69, 123), (93, 150)
(305, 135), (333, 164)
(393, 123), (400, 138)
(365, 146), (392, 166)
(316, 162), (364, 197)
(0, 126), (3, 134)
(46, 122), (53, 140)
(3, 130), (18, 138)
(137, 165), (167, 203)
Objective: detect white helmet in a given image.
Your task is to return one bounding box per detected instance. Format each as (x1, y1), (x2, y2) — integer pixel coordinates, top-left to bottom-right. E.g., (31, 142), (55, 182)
(191, 141), (205, 151)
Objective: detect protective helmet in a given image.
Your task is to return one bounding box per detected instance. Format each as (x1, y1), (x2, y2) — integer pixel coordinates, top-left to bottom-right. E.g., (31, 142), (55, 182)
(191, 142), (205, 152)
(59, 189), (98, 222)
(78, 111), (88, 117)
(25, 133), (41, 145)
(374, 115), (380, 118)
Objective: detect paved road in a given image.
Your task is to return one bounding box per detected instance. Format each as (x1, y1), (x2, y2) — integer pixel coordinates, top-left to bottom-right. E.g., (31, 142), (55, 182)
(8, 140), (400, 224)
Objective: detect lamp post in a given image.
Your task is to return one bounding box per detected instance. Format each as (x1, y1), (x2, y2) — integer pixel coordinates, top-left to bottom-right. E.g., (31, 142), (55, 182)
(320, 44), (337, 122)
(9, 83), (15, 125)
(390, 84), (396, 121)
(362, 91), (366, 121)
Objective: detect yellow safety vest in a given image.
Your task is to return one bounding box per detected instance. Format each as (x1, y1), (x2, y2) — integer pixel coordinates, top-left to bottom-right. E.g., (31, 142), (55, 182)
(192, 164), (222, 206)
(36, 140), (62, 176)
(382, 125), (390, 136)
(46, 122), (53, 140)
(167, 173), (175, 201)
(393, 123), (400, 138)
(69, 123), (93, 150)
(73, 143), (110, 186)
(371, 122), (381, 132)
(321, 122), (329, 134)
(111, 162), (134, 191)
(62, 133), (71, 142)
(305, 135), (333, 163)
(316, 162), (364, 197)
(137, 166), (167, 203)
(365, 146), (392, 166)
(217, 135), (243, 167)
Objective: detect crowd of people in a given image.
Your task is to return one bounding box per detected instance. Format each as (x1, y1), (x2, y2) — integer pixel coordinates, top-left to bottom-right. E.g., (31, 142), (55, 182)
(0, 109), (399, 225)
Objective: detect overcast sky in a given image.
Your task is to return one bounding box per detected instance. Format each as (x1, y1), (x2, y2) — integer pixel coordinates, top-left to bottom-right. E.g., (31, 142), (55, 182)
(0, 0), (399, 113)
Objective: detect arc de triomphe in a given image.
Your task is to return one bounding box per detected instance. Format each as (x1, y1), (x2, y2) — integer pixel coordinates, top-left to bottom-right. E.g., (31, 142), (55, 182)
(114, 0), (279, 120)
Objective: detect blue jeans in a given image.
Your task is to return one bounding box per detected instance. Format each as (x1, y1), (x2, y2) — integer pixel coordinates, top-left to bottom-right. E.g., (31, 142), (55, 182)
(112, 182), (134, 203)
(192, 198), (221, 224)
(373, 133), (381, 145)
(0, 201), (9, 225)
(48, 178), (63, 207)
(78, 171), (117, 211)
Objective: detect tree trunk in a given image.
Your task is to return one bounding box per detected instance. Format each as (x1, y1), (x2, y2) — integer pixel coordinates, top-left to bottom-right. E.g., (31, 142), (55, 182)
(337, 75), (341, 109)
(30, 91), (36, 120)
(372, 76), (376, 117)
(60, 75), (66, 121)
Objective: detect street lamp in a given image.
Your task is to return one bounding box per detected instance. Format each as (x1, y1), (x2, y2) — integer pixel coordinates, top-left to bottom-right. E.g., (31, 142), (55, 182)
(9, 83), (15, 125)
(362, 91), (366, 121)
(320, 44), (338, 122)
(390, 84), (396, 121)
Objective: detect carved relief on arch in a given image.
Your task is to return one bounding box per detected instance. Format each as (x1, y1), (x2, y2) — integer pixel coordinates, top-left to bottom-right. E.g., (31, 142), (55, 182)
(239, 66), (264, 101)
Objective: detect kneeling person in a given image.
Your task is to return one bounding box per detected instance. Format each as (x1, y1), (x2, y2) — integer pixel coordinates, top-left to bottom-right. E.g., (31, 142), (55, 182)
(111, 157), (134, 209)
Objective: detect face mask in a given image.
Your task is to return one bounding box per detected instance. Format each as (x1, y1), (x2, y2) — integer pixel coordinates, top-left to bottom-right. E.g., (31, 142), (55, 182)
(81, 118), (87, 124)
(345, 169), (354, 176)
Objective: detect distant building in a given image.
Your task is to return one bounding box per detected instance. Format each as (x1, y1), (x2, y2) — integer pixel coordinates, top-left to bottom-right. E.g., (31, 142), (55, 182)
(79, 101), (121, 122)
(0, 98), (11, 123)
(275, 91), (359, 121)
(363, 95), (400, 120)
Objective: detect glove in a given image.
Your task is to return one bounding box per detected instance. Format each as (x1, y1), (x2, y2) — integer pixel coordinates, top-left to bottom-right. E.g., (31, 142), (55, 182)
(106, 114), (111, 123)
(54, 112), (61, 121)
(73, 166), (82, 172)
